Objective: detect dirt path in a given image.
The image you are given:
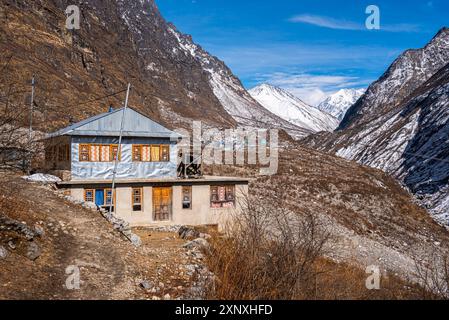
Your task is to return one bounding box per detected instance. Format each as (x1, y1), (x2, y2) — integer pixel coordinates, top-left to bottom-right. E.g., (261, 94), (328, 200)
(0, 174), (204, 300)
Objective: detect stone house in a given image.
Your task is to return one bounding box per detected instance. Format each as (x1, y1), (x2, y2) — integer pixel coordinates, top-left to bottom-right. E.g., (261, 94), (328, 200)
(43, 107), (249, 229)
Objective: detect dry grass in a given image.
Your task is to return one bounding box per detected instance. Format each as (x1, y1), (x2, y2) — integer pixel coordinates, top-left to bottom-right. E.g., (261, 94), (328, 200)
(204, 195), (428, 300)
(413, 248), (449, 299)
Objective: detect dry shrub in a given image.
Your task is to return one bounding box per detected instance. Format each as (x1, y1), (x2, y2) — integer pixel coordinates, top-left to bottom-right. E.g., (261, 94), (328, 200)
(205, 195), (426, 300)
(205, 195), (332, 300)
(413, 248), (449, 299)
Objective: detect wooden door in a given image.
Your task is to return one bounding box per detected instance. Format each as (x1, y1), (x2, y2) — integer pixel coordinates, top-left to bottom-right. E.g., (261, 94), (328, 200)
(153, 187), (172, 221)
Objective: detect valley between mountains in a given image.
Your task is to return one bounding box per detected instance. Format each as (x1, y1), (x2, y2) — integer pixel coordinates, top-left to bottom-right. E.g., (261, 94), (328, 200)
(0, 0), (448, 300)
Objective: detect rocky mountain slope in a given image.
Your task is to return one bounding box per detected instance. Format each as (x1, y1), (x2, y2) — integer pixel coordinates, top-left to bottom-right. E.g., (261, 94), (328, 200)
(0, 0), (306, 137)
(206, 144), (449, 283)
(318, 88), (365, 121)
(249, 84), (338, 133)
(0, 0), (234, 130)
(304, 28), (449, 224)
(339, 28), (449, 130)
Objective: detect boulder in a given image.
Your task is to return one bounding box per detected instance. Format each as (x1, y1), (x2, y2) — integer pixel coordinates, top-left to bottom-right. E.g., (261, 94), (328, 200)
(0, 215), (39, 240)
(26, 242), (41, 261)
(183, 238), (209, 251)
(178, 226), (200, 240)
(34, 224), (45, 236)
(139, 280), (153, 290)
(0, 246), (8, 259)
(130, 234), (142, 247)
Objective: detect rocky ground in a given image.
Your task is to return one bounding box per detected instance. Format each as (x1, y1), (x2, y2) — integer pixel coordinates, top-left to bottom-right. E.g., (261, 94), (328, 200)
(0, 173), (210, 300)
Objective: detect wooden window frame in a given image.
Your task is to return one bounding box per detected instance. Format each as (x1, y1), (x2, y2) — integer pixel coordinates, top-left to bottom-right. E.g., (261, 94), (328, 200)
(132, 187), (143, 212)
(132, 144), (170, 163)
(104, 188), (116, 208)
(132, 145), (143, 162)
(210, 185), (235, 208)
(110, 144), (121, 161)
(182, 186), (192, 210)
(79, 144), (90, 162)
(150, 145), (161, 162)
(84, 189), (95, 202)
(161, 145), (170, 162)
(79, 144), (120, 162)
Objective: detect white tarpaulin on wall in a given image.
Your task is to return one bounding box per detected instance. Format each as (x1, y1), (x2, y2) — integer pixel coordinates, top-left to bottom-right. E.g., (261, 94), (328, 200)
(71, 136), (178, 180)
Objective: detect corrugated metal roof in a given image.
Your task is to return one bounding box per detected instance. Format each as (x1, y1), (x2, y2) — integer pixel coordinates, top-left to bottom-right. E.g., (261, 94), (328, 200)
(47, 107), (182, 139)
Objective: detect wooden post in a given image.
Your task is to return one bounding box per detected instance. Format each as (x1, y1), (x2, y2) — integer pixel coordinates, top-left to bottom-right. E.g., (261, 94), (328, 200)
(109, 83), (131, 214)
(27, 75), (35, 174)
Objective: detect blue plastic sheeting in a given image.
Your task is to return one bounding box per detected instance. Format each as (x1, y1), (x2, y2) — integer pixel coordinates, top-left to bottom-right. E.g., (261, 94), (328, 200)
(71, 136), (178, 181)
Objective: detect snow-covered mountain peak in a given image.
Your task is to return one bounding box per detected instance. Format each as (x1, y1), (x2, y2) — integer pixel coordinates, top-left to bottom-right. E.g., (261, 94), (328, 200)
(318, 88), (366, 121)
(249, 84), (308, 105)
(249, 84), (339, 133)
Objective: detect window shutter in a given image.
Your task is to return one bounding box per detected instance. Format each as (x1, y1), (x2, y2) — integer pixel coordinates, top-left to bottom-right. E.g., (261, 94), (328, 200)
(151, 145), (160, 162)
(90, 145), (100, 162)
(142, 145), (151, 162)
(100, 145), (110, 162)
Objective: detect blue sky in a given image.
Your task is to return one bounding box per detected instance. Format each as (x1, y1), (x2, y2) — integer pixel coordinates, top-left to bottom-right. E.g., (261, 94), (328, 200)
(157, 0), (448, 105)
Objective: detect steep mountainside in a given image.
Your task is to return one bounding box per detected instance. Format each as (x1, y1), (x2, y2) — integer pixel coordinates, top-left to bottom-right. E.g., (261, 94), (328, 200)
(339, 28), (449, 130)
(334, 64), (449, 224)
(249, 84), (338, 133)
(167, 28), (308, 138)
(318, 88), (365, 121)
(304, 29), (449, 224)
(0, 0), (305, 136)
(0, 0), (236, 130)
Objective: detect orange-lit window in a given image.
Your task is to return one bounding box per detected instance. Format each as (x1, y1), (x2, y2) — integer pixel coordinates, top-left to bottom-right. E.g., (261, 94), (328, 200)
(151, 145), (160, 162)
(111, 145), (120, 161)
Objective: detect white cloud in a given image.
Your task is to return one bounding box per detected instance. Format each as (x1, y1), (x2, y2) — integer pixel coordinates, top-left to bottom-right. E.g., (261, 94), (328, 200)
(289, 14), (420, 33)
(289, 14), (363, 30)
(288, 87), (328, 106)
(211, 42), (401, 79)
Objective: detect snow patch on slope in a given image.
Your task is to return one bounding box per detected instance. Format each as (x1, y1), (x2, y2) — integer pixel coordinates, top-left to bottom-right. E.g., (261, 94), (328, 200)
(249, 84), (339, 133)
(318, 89), (365, 121)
